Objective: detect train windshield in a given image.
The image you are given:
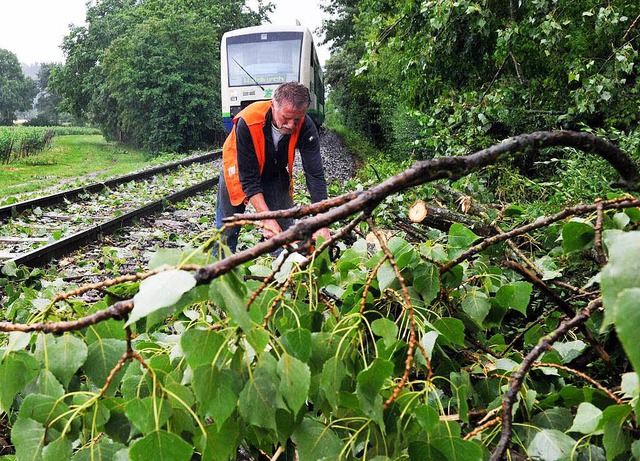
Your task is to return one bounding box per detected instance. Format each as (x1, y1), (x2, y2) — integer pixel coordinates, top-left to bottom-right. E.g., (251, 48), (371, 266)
(226, 32), (303, 87)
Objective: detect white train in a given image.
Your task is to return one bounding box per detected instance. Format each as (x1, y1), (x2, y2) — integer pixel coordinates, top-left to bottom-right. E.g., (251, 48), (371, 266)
(220, 25), (325, 132)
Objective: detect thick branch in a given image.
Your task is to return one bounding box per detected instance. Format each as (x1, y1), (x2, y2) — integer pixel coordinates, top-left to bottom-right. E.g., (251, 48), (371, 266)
(0, 301), (133, 333)
(199, 131), (639, 284)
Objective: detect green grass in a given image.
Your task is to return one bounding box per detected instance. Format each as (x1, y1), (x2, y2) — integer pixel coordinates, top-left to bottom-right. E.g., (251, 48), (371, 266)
(0, 135), (155, 198)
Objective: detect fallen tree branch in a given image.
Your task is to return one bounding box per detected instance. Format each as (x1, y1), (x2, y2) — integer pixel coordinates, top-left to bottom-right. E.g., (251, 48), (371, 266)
(2, 132), (636, 340)
(440, 197), (640, 274)
(0, 300), (134, 334)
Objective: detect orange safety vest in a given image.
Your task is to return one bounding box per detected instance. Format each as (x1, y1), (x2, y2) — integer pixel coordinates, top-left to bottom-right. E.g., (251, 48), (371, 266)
(222, 101), (302, 206)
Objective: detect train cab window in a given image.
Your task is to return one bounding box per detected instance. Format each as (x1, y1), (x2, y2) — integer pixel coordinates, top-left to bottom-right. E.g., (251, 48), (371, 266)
(226, 32), (304, 87)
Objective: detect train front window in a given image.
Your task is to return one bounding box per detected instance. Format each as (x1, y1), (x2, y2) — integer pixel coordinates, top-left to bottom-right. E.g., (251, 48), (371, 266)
(226, 32), (303, 87)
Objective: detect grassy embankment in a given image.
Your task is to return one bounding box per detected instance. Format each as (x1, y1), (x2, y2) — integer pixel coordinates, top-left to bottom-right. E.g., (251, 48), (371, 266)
(0, 135), (153, 199)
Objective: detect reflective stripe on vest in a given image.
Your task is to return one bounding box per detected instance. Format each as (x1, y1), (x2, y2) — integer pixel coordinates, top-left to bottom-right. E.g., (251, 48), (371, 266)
(222, 101), (302, 206)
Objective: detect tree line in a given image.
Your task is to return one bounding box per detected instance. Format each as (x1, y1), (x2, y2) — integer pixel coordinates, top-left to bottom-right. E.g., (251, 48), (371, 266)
(1, 0), (271, 153)
(2, 0), (638, 159)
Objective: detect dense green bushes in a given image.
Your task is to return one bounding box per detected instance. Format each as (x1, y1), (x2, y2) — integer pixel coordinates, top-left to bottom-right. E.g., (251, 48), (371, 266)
(323, 0), (640, 161)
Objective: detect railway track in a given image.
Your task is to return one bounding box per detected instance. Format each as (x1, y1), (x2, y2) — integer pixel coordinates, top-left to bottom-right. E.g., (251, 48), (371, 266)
(1, 129), (357, 274)
(0, 151), (222, 267)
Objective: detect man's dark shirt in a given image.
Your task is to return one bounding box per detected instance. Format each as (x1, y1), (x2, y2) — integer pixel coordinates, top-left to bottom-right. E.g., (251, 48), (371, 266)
(235, 108), (327, 203)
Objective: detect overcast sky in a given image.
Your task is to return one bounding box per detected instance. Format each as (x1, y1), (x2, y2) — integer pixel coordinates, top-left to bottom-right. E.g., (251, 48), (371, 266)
(0, 0), (330, 66)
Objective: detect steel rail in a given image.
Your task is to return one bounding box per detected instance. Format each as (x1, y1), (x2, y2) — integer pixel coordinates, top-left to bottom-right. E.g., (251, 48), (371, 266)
(10, 176), (219, 267)
(0, 150), (221, 220)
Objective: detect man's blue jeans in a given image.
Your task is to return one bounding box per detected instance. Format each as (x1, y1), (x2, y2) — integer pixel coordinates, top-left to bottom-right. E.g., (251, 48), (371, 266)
(215, 170), (294, 253)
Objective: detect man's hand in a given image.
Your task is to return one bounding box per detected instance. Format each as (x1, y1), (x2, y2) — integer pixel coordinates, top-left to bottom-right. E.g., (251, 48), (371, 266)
(262, 219), (282, 239)
(248, 194), (282, 239)
(313, 227), (330, 242)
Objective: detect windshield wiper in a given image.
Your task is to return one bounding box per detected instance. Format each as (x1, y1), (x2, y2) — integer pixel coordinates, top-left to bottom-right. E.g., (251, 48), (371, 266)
(232, 57), (266, 91)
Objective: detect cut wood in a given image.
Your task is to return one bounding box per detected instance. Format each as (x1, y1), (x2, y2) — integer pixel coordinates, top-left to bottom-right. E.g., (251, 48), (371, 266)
(408, 200), (428, 222)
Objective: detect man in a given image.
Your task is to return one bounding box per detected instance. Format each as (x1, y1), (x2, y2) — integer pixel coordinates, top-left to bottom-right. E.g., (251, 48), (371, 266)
(216, 82), (330, 253)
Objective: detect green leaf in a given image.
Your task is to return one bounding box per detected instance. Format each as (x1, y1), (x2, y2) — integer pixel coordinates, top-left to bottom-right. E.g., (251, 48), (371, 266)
(413, 262), (440, 304)
(371, 318), (399, 348)
(2, 260), (18, 276)
(620, 372), (639, 399)
(209, 271), (251, 331)
(11, 418), (45, 461)
(200, 417), (240, 461)
(19, 394), (70, 431)
(602, 405), (632, 461)
(78, 397), (111, 429)
(531, 407), (573, 431)
(278, 353), (311, 413)
(632, 439), (640, 460)
(3, 331), (32, 358)
(554, 340), (587, 364)
(192, 365), (241, 430)
(569, 402), (603, 434)
(601, 231), (640, 326)
(495, 281), (532, 316)
(430, 436), (483, 461)
(129, 430), (193, 461)
(84, 339), (127, 389)
(448, 223), (480, 259)
(246, 326), (270, 356)
(0, 351), (39, 413)
(461, 290), (491, 326)
(615, 289), (640, 379)
(504, 205), (525, 217)
(147, 285), (210, 329)
(377, 260), (396, 291)
(43, 436), (72, 461)
(238, 354), (283, 430)
(291, 417), (343, 461)
(31, 369), (65, 399)
(127, 270), (196, 327)
(420, 330), (439, 360)
(562, 220), (595, 253)
(125, 397), (173, 434)
(414, 404), (440, 434)
(389, 236), (418, 267)
(147, 248), (211, 268)
(181, 328), (226, 369)
(36, 334), (88, 387)
(613, 212), (630, 229)
(433, 317), (466, 348)
(356, 358), (393, 423)
(282, 327), (312, 363)
(409, 441), (441, 459)
(320, 356), (346, 410)
(527, 429), (576, 461)
(85, 311), (127, 342)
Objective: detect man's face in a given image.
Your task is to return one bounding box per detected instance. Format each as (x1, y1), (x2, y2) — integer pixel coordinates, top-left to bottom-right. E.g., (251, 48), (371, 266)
(272, 101), (306, 135)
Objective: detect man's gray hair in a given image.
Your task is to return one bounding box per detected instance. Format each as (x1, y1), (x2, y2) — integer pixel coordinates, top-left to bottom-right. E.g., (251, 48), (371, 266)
(273, 82), (311, 109)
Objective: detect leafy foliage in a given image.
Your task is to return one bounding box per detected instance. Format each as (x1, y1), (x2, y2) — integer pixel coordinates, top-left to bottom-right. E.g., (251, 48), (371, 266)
(322, 0), (640, 159)
(2, 178), (640, 459)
